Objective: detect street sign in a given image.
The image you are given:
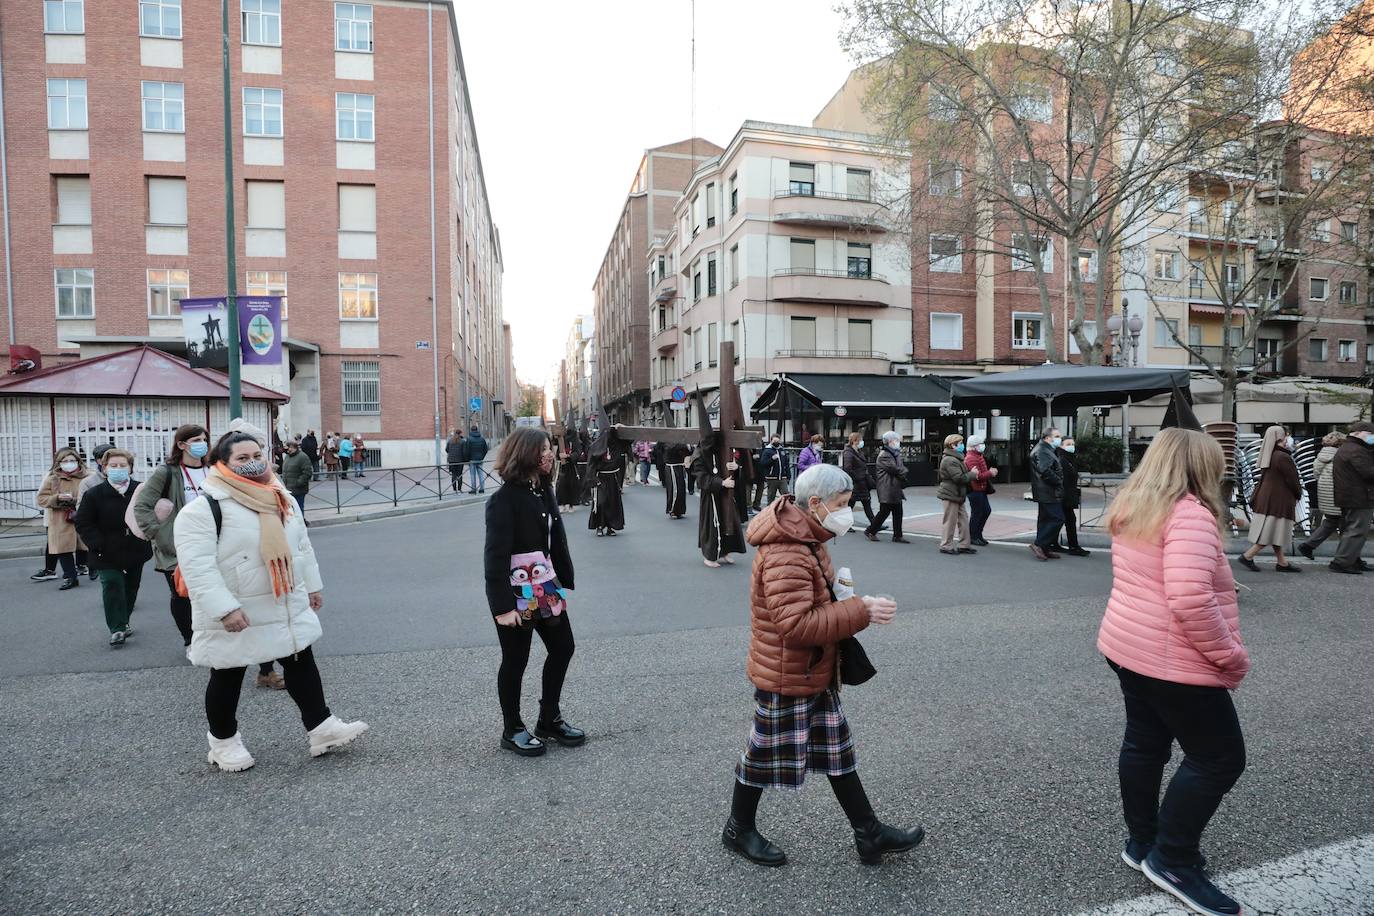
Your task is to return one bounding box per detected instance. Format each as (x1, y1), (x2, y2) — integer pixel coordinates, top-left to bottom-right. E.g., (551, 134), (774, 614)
(670, 402), (688, 411)
(416, 340), (431, 350)
(670, 385), (687, 403)
(833, 405), (848, 417)
(469, 396), (483, 412)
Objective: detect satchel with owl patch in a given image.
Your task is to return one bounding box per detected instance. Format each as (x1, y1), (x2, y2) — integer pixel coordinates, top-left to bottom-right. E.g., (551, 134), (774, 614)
(509, 550), (568, 627)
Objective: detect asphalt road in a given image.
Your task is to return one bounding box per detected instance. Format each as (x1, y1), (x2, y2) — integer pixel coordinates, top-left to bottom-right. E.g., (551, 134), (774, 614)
(2, 484), (1371, 914)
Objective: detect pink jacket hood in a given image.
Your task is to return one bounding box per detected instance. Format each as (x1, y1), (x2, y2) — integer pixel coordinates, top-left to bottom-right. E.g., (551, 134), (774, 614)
(1098, 495), (1250, 689)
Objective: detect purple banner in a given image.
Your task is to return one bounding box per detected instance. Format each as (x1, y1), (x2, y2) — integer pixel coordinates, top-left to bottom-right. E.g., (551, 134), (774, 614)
(237, 296), (282, 365)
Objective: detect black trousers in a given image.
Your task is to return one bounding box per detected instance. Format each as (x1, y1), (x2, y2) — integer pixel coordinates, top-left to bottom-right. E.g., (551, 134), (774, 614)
(968, 492), (992, 541)
(1061, 505), (1080, 549)
(495, 613), (575, 733)
(162, 569), (194, 646)
(849, 492), (875, 526)
(205, 646), (330, 739)
(866, 502), (902, 539)
(1036, 502), (1065, 549)
(1109, 661), (1245, 867)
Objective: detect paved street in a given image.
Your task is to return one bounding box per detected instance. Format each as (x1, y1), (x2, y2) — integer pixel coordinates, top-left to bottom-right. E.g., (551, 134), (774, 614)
(2, 484), (1371, 914)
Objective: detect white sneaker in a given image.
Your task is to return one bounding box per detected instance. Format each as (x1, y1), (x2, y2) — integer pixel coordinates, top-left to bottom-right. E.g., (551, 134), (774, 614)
(206, 732), (256, 772)
(307, 715), (369, 757)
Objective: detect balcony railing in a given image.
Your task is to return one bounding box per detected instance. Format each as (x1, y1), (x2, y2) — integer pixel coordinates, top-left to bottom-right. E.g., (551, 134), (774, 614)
(773, 266), (888, 282)
(774, 187), (874, 203)
(773, 349), (889, 360)
(1190, 345), (1255, 366)
(652, 321), (678, 336)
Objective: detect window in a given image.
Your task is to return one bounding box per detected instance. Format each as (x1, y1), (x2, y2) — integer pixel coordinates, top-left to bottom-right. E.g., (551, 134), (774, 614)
(790, 316), (816, 352)
(148, 177), (188, 225)
(1012, 235), (1052, 272)
(336, 93), (375, 142)
(1070, 178), (1094, 208)
(1227, 325), (1244, 347)
(656, 254), (666, 281)
(788, 162), (815, 196)
(147, 268), (189, 317)
(1070, 102), (1095, 143)
(1012, 160), (1049, 197)
(246, 270), (287, 319)
(928, 161), (962, 197)
(1188, 324), (1203, 347)
(928, 84), (959, 121)
(1187, 197), (1205, 231)
(790, 238), (815, 272)
(342, 360), (380, 413)
(1338, 339), (1356, 362)
(1340, 221), (1358, 242)
(731, 320), (740, 364)
(1224, 261), (1243, 295)
(1068, 321), (1098, 356)
(1340, 281), (1357, 304)
(706, 252), (717, 296)
(1153, 183), (1181, 212)
(54, 268), (93, 318)
(705, 183), (716, 227)
(1012, 312), (1044, 349)
(242, 0), (281, 46)
(142, 81), (185, 133)
(691, 259), (701, 301)
(46, 79), (86, 130)
(849, 319), (872, 354)
(728, 173), (738, 215)
(1257, 337), (1280, 368)
(335, 3), (373, 52)
(1154, 317), (1180, 347)
(248, 180), (286, 228)
(1310, 277), (1328, 300)
(1154, 248), (1187, 281)
(929, 235), (961, 273)
(44, 0), (83, 33)
(1310, 159), (1330, 182)
(694, 328), (704, 370)
(1189, 259), (1206, 294)
(728, 244), (739, 289)
(1011, 84), (1052, 122)
(691, 193), (700, 235)
(846, 168), (872, 200)
(1077, 249), (1099, 281)
(708, 323), (719, 367)
(243, 88), (283, 137)
(339, 272), (378, 320)
(930, 313), (963, 350)
(847, 242), (872, 278)
(55, 176), (91, 225)
(1309, 338), (1328, 361)
(140, 0), (181, 38)
(1310, 219), (1331, 242)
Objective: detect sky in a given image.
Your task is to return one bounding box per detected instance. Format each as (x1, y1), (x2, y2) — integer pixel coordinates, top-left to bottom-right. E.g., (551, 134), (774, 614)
(452, 0), (861, 387)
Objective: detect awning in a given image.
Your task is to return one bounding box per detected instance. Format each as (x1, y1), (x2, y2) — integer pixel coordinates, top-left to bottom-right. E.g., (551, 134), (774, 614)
(1189, 302), (1227, 315)
(949, 363), (1191, 416)
(0, 345), (289, 402)
(751, 373), (959, 419)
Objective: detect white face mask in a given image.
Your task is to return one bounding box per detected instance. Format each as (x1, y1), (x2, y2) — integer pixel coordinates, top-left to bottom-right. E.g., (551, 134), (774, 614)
(856, 441), (865, 449)
(819, 504), (854, 537)
(1284, 436), (1294, 449)
(975, 443), (985, 453)
(59, 460), (79, 473)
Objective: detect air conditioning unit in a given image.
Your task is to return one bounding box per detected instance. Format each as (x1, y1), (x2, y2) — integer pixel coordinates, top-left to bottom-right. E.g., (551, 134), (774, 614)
(890, 364), (915, 376)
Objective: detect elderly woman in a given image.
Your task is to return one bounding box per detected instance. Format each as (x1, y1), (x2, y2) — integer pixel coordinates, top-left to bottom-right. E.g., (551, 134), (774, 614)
(964, 434), (998, 546)
(936, 433), (977, 556)
(1297, 432), (1348, 558)
(1238, 425), (1303, 572)
(722, 464), (922, 868)
(35, 447), (90, 590)
(175, 429), (368, 772)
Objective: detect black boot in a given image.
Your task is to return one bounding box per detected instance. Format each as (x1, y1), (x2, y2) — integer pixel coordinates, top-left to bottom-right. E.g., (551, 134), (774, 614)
(853, 818), (926, 865)
(722, 816), (786, 867)
(535, 717), (586, 747)
(500, 727), (546, 757)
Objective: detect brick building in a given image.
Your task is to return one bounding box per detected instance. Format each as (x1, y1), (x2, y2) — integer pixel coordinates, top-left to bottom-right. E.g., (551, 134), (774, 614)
(0, 0), (507, 466)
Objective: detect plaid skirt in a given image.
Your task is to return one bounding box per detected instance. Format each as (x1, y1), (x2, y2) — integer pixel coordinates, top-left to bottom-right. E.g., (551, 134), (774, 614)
(735, 687), (857, 789)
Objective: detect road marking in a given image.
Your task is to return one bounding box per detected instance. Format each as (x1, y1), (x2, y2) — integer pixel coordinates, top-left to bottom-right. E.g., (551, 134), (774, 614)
(1075, 833), (1374, 916)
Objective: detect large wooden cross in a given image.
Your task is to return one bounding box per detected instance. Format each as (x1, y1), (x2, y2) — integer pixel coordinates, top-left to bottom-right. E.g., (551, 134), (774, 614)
(607, 342), (764, 450)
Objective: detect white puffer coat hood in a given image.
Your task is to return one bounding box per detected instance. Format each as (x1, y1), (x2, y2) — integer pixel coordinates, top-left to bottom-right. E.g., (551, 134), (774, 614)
(173, 476), (324, 669)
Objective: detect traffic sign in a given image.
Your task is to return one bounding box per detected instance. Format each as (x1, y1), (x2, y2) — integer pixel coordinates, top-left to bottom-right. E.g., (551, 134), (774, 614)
(415, 340), (431, 350)
(670, 385), (687, 403)
(469, 396), (483, 412)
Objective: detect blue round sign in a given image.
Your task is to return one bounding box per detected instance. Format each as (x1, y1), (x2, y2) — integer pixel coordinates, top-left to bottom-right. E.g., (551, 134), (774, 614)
(670, 386), (687, 403)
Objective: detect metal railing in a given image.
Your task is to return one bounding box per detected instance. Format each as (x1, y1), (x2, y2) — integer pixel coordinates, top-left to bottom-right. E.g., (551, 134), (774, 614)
(773, 349), (889, 359)
(1190, 346), (1256, 366)
(773, 187), (874, 203)
(301, 459), (498, 514)
(773, 266), (889, 282)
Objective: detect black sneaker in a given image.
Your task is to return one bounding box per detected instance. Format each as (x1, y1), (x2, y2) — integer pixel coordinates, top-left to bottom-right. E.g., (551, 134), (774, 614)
(1121, 838), (1152, 872)
(59, 578), (80, 591)
(1297, 543), (1315, 560)
(1142, 851), (1241, 916)
(29, 569), (58, 582)
(75, 565), (88, 577)
(1329, 562), (1364, 575)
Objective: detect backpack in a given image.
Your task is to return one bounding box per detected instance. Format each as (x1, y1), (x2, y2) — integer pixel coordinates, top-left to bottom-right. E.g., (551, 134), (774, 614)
(171, 498), (223, 599)
(125, 467), (177, 541)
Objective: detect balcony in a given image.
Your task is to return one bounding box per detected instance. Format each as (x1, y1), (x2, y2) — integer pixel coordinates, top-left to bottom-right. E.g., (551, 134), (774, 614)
(772, 188), (889, 232)
(1190, 346), (1255, 368)
(772, 349), (889, 360)
(771, 267), (893, 307)
(1255, 239), (1302, 262)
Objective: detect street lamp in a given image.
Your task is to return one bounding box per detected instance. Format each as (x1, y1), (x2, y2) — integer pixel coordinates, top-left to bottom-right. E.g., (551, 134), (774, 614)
(1106, 298), (1144, 367)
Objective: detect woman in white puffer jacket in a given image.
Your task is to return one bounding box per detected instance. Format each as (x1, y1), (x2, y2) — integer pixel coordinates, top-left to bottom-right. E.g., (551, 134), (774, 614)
(174, 428), (368, 772)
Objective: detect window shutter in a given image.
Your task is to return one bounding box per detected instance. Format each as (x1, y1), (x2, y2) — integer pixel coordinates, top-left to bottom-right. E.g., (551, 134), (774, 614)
(338, 184), (377, 232)
(246, 180), (286, 229)
(56, 176), (92, 225)
(148, 177), (187, 226)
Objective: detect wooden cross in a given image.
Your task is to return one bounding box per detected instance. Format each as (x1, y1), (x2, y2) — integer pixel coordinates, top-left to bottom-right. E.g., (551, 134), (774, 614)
(607, 342), (764, 450)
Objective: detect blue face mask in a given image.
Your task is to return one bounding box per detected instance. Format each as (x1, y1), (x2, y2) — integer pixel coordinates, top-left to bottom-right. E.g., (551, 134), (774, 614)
(954, 444), (965, 454)
(188, 441), (209, 459)
(1361, 433), (1374, 446)
(1050, 436), (1063, 448)
(1064, 445), (1076, 454)
(107, 468), (130, 485)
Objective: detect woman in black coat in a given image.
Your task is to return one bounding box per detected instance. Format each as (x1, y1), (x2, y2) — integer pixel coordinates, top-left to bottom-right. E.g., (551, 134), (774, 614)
(484, 428), (582, 757)
(1054, 438), (1090, 556)
(841, 432), (875, 529)
(73, 449), (152, 646)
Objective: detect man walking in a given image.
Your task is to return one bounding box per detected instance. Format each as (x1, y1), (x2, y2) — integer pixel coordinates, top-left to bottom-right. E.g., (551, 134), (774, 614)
(864, 431), (909, 543)
(446, 429), (468, 492)
(301, 429), (320, 481)
(280, 437), (313, 520)
(465, 425), (489, 493)
(757, 436), (791, 508)
(1029, 427), (1066, 561)
(1330, 421), (1374, 574)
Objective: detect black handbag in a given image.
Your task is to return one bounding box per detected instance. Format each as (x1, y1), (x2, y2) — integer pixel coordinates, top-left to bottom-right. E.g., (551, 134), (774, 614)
(810, 544), (877, 686)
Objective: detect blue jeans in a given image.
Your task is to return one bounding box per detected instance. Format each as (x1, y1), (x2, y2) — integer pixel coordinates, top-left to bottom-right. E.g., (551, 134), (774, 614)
(1035, 501), (1065, 549)
(469, 462), (485, 492)
(638, 459), (651, 483)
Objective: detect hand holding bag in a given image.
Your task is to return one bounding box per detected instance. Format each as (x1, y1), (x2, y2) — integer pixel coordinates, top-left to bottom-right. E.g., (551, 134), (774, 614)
(809, 545), (877, 686)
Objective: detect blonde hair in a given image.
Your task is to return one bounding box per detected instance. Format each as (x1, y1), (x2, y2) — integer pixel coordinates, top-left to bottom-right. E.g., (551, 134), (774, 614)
(847, 431), (862, 445)
(1104, 428), (1226, 541)
(102, 448), (135, 466)
(943, 433), (964, 449)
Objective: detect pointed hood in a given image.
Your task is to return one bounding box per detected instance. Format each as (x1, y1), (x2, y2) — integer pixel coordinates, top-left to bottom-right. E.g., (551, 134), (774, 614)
(746, 494), (834, 548)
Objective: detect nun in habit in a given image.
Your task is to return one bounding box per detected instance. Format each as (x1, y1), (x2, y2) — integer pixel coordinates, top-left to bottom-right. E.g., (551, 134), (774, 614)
(555, 433), (582, 513)
(586, 432), (628, 537)
(663, 442), (690, 520)
(693, 432), (747, 568)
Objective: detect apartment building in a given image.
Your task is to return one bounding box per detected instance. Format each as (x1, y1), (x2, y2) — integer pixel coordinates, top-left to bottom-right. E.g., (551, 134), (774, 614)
(0, 0), (506, 465)
(558, 313), (595, 427)
(593, 139), (720, 424)
(649, 121), (912, 424)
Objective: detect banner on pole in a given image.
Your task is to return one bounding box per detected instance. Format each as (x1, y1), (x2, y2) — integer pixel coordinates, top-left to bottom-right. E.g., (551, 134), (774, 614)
(237, 296), (282, 365)
(180, 297), (230, 369)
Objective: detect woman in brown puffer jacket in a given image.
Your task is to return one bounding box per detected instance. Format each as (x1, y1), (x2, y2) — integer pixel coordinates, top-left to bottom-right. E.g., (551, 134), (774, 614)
(721, 463), (924, 868)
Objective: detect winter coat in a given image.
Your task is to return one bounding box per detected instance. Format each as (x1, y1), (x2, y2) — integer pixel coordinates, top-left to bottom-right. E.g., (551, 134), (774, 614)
(337, 438), (355, 460)
(300, 434), (319, 462)
(875, 445), (908, 504)
(78, 469), (106, 503)
(796, 444), (822, 474)
(965, 450), (993, 493)
(936, 449), (976, 502)
(1312, 446), (1338, 516)
(280, 451), (313, 495)
(759, 444), (791, 480)
(1250, 446), (1301, 519)
(446, 437), (469, 465)
(173, 476), (324, 669)
(36, 471), (86, 554)
(744, 496), (868, 696)
(484, 478), (574, 617)
(1057, 448), (1082, 509)
(134, 463), (196, 572)
(1332, 436), (1374, 510)
(1098, 495), (1249, 689)
(840, 445), (873, 498)
(634, 441), (652, 461)
(322, 442), (340, 469)
(1029, 441), (1063, 504)
(74, 480), (152, 571)
(466, 432), (489, 464)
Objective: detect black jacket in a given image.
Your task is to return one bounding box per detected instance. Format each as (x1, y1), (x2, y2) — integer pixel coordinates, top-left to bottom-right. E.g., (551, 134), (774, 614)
(484, 479), (574, 616)
(1055, 448), (1081, 509)
(1029, 441), (1064, 504)
(74, 480), (153, 571)
(446, 437), (469, 464)
(759, 444), (791, 479)
(300, 434), (319, 461)
(1332, 435), (1374, 510)
(840, 445), (873, 497)
(466, 432), (489, 463)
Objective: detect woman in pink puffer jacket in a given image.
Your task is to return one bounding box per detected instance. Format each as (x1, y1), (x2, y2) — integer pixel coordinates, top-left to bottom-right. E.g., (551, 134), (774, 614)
(1097, 428), (1249, 916)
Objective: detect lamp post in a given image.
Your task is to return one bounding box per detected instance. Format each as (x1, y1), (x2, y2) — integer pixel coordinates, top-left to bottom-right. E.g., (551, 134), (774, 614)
(1106, 298), (1145, 473)
(221, 0), (241, 419)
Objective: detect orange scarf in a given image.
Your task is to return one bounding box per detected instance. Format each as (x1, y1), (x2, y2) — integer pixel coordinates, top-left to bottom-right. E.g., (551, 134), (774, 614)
(209, 463), (296, 598)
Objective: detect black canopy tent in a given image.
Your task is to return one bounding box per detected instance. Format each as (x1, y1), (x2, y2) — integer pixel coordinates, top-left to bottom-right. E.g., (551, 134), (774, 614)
(949, 363), (1192, 421)
(752, 372), (958, 420)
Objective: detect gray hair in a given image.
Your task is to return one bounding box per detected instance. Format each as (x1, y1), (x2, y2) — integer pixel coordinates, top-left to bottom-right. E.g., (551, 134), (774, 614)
(1041, 426), (1060, 440)
(794, 463), (853, 505)
(881, 430), (901, 446)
